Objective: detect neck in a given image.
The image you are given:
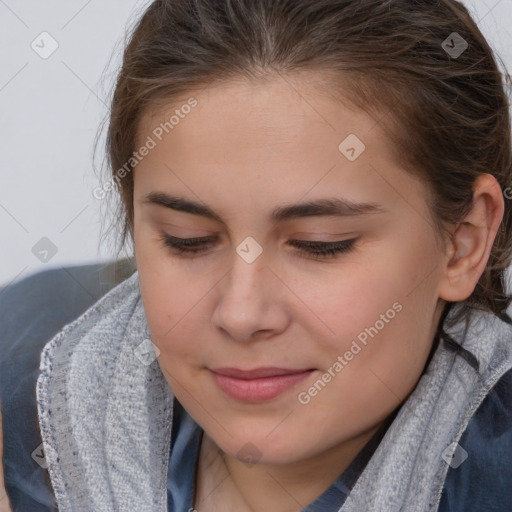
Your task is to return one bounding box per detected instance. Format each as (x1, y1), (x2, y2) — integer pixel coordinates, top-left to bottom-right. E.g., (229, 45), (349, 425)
(194, 420), (385, 512)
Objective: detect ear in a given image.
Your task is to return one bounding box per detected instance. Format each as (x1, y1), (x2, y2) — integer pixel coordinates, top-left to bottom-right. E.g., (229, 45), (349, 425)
(438, 173), (505, 302)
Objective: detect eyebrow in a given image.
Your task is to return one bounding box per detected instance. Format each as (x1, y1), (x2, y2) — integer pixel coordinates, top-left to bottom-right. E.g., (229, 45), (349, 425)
(143, 192), (386, 223)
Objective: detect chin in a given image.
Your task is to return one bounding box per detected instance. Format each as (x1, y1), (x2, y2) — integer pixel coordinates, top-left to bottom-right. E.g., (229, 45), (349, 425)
(216, 431), (305, 466)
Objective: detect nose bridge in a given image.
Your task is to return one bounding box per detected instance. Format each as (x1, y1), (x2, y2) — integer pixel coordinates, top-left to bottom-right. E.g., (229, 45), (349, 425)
(213, 242), (274, 340)
(225, 243), (268, 302)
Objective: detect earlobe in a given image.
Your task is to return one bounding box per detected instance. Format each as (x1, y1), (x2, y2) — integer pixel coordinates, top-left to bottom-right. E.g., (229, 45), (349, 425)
(438, 174), (505, 303)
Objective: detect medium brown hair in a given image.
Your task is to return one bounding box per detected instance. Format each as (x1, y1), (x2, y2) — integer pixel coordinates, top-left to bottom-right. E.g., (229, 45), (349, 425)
(100, 0), (512, 333)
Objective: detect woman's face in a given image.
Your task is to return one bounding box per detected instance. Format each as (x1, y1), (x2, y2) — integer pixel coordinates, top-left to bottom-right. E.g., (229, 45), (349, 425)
(132, 73), (449, 465)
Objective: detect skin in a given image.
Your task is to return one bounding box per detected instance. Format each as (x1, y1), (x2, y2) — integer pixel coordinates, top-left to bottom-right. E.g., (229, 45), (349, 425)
(131, 72), (504, 512)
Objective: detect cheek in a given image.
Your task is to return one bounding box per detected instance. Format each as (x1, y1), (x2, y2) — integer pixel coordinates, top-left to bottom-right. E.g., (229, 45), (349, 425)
(135, 235), (214, 367)
(321, 299), (436, 423)
(138, 269), (208, 389)
(298, 245), (437, 384)
(134, 233), (184, 340)
(288, 260), (403, 351)
(138, 267), (197, 342)
(302, 303), (432, 442)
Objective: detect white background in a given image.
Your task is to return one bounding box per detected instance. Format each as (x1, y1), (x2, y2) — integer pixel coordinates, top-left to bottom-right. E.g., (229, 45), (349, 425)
(0, 0), (511, 287)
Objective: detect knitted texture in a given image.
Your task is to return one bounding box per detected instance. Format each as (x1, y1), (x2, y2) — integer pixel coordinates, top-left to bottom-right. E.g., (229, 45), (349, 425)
(37, 272), (174, 511)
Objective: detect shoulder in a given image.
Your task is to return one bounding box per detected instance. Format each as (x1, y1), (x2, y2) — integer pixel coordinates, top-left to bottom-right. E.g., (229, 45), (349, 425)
(438, 312), (512, 512)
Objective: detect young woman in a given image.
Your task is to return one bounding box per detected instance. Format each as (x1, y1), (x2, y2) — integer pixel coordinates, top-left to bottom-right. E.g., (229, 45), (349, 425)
(2, 0), (512, 511)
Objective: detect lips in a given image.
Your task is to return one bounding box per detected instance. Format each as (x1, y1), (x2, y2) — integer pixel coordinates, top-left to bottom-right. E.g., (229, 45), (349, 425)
(211, 367), (313, 379)
(209, 367), (315, 402)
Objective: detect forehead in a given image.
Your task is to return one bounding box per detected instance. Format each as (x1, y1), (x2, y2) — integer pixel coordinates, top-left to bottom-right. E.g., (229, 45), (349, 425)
(136, 72), (390, 155)
(133, 73), (429, 221)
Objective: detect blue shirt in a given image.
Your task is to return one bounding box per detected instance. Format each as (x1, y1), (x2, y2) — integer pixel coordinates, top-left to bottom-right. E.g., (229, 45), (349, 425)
(167, 397), (399, 512)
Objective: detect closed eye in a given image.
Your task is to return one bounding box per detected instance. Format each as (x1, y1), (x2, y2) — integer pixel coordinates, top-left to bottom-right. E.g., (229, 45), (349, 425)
(159, 234), (357, 259)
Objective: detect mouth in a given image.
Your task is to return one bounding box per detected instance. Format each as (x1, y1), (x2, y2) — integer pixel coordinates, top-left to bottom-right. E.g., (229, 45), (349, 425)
(209, 367), (315, 402)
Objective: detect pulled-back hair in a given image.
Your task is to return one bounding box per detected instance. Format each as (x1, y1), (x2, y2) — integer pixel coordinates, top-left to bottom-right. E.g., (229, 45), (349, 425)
(100, 0), (512, 333)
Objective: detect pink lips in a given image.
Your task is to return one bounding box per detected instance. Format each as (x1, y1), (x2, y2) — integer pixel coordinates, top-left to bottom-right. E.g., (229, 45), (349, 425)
(210, 367), (314, 402)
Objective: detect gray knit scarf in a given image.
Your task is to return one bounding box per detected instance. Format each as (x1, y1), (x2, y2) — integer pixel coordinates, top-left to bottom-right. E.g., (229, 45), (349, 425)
(36, 271), (512, 511)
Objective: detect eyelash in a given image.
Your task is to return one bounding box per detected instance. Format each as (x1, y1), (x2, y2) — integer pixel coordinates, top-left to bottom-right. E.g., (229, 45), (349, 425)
(159, 235), (357, 259)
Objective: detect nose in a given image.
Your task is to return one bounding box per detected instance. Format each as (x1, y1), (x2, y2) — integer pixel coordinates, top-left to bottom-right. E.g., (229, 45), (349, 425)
(211, 249), (289, 343)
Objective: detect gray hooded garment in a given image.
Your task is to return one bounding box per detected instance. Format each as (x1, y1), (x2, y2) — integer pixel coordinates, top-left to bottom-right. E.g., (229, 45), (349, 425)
(36, 271), (512, 511)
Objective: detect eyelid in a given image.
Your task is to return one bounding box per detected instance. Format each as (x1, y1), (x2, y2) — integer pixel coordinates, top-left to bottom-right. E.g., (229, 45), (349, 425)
(161, 234), (356, 246)
(163, 233), (356, 242)
(159, 232), (358, 259)
(163, 234), (217, 244)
